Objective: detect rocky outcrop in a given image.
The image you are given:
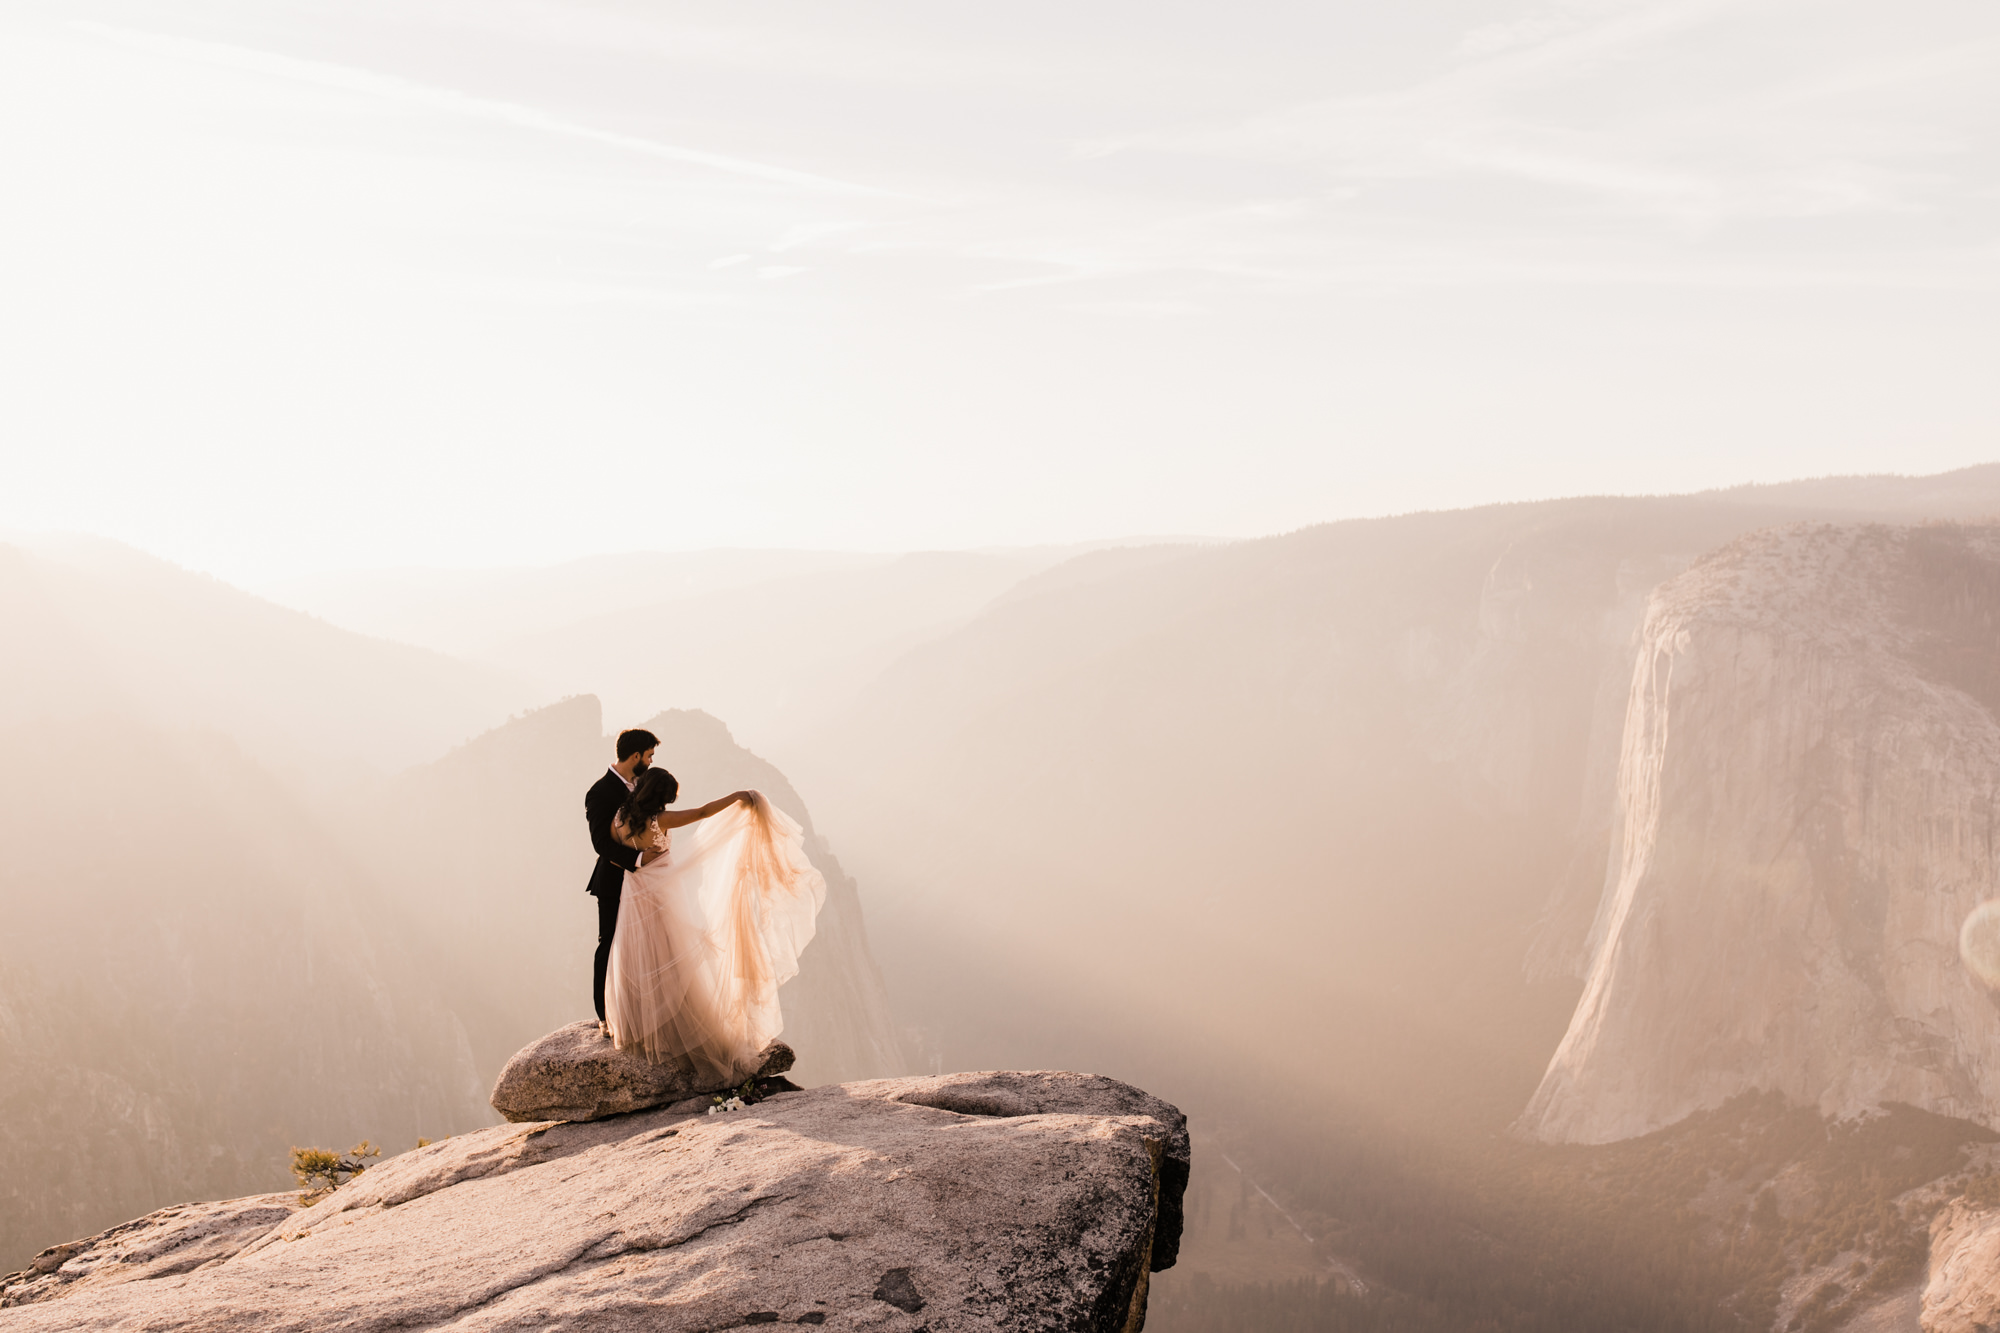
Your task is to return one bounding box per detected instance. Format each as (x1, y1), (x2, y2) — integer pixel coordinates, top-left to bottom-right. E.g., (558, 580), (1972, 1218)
(489, 1023), (796, 1123)
(0, 1071), (1188, 1331)
(1925, 1199), (2000, 1333)
(1520, 524), (2000, 1144)
(0, 1194), (299, 1311)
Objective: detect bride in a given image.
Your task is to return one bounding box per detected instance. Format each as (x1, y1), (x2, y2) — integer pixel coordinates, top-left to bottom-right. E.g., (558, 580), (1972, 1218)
(602, 767), (827, 1085)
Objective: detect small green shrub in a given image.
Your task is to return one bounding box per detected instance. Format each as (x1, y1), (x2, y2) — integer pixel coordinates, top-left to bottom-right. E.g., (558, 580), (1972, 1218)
(290, 1140), (380, 1203)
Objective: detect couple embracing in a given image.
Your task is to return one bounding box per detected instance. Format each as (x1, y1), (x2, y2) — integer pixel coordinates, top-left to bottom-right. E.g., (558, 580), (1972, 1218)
(585, 728), (826, 1085)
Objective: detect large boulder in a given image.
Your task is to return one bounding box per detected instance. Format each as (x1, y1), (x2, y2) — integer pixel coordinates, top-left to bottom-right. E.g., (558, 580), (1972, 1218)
(0, 1071), (1188, 1332)
(488, 1022), (795, 1123)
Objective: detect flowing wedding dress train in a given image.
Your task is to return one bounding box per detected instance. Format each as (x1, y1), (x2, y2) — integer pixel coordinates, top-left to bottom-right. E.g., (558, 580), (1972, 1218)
(603, 792), (826, 1084)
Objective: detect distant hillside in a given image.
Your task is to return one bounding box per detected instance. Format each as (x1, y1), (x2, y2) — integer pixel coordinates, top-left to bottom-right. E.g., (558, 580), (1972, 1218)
(0, 539), (537, 1274)
(1708, 462), (2000, 517)
(0, 718), (490, 1277)
(0, 537), (531, 784)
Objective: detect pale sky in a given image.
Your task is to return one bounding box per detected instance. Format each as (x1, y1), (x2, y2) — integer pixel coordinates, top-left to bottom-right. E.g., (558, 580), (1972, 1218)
(2, 0), (1995, 584)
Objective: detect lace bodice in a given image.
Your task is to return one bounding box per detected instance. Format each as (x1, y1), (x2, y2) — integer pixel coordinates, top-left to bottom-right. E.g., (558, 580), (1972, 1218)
(644, 819), (671, 856)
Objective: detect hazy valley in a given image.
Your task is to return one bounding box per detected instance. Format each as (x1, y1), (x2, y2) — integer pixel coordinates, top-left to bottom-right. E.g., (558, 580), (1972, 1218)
(9, 466), (2000, 1330)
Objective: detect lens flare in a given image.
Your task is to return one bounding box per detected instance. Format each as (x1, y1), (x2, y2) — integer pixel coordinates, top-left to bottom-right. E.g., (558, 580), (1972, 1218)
(1960, 901), (2000, 989)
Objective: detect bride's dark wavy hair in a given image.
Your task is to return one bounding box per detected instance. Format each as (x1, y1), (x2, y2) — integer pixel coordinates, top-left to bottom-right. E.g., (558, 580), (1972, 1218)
(620, 767), (679, 832)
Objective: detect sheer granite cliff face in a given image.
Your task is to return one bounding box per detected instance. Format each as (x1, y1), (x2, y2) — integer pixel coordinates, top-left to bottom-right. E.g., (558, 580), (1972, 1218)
(1520, 524), (2000, 1144)
(0, 1071), (1188, 1333)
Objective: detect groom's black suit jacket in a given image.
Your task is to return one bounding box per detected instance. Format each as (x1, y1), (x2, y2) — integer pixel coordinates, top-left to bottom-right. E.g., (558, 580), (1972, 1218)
(585, 770), (640, 898)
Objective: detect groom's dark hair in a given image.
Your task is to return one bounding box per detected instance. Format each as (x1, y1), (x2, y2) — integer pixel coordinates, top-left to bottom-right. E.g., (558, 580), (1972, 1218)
(616, 728), (660, 761)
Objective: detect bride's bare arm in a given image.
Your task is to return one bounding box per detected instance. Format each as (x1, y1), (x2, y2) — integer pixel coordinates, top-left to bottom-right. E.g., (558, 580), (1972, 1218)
(654, 791), (755, 830)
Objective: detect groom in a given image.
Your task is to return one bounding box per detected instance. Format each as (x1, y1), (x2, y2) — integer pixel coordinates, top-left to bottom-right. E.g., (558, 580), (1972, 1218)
(586, 727), (658, 1030)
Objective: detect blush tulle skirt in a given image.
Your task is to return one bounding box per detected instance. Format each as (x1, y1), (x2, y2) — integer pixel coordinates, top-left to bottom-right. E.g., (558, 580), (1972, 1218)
(603, 792), (826, 1084)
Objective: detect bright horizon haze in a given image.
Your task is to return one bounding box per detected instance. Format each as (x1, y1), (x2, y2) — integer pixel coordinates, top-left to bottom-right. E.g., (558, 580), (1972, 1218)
(2, 0), (1995, 586)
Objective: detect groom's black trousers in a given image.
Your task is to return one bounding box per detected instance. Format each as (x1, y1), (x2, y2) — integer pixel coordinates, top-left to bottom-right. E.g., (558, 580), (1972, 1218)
(591, 881), (621, 1023)
(584, 768), (640, 1023)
